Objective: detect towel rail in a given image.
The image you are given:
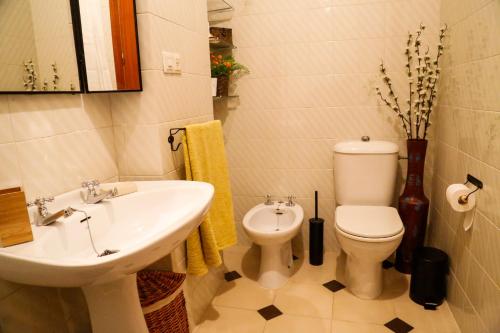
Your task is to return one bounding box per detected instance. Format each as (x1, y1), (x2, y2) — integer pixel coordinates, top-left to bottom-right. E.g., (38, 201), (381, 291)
(168, 128), (186, 151)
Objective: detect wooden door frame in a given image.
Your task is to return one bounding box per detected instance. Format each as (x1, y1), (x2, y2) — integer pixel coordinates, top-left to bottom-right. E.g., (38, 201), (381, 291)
(74, 0), (143, 93)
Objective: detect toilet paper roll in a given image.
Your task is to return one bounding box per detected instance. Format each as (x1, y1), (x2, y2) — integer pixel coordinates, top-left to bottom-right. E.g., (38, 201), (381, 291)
(446, 184), (477, 231)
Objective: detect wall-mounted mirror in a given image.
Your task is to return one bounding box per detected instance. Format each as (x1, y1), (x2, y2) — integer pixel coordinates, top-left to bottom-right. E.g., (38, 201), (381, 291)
(76, 0), (142, 92)
(0, 0), (83, 93)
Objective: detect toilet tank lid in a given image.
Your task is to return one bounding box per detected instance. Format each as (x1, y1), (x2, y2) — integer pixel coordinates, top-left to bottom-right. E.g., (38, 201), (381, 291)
(334, 141), (399, 154)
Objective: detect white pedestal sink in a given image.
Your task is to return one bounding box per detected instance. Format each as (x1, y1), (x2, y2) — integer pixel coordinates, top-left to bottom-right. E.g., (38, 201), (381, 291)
(0, 181), (214, 333)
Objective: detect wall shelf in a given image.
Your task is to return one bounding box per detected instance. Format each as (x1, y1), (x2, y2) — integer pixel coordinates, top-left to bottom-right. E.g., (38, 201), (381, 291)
(209, 27), (236, 103)
(213, 95), (239, 100)
(207, 0), (233, 13)
(209, 38), (236, 50)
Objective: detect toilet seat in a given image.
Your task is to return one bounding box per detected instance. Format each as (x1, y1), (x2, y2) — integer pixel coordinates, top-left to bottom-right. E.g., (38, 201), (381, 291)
(336, 205), (403, 239)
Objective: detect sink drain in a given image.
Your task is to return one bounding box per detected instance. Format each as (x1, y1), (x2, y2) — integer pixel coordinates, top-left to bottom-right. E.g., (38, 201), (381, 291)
(98, 249), (119, 257)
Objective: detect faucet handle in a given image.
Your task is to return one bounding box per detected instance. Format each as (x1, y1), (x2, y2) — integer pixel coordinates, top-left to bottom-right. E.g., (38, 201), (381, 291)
(82, 180), (99, 188)
(82, 180), (100, 197)
(286, 195), (296, 207)
(27, 197), (54, 217)
(264, 194), (273, 205)
(27, 197), (54, 206)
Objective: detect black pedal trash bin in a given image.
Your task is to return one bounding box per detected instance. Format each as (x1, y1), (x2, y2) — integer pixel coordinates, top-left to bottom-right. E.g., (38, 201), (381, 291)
(410, 247), (449, 309)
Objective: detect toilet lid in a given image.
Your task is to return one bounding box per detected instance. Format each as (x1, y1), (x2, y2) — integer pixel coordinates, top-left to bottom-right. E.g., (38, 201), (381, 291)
(336, 206), (403, 238)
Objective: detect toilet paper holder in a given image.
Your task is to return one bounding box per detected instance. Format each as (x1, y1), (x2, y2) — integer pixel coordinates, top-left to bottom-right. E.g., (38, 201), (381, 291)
(459, 174), (483, 204)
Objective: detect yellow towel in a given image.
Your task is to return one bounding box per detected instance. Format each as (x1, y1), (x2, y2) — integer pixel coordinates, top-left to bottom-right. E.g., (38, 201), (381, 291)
(183, 120), (237, 275)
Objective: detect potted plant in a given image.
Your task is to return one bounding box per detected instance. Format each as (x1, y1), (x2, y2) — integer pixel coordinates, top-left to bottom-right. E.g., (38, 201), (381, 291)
(210, 54), (248, 97)
(375, 23), (447, 274)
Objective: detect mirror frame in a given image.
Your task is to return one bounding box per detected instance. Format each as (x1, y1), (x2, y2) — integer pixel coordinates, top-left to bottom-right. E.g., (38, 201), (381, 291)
(73, 0), (143, 94)
(0, 0), (86, 95)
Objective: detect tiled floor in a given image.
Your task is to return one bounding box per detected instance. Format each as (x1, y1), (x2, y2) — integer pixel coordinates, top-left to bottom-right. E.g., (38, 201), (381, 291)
(194, 246), (461, 333)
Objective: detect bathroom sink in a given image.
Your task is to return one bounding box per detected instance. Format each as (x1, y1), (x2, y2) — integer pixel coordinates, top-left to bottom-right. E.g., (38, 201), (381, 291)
(0, 180), (214, 333)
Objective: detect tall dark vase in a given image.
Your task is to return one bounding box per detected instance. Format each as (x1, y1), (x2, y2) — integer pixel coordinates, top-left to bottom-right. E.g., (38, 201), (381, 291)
(395, 139), (429, 274)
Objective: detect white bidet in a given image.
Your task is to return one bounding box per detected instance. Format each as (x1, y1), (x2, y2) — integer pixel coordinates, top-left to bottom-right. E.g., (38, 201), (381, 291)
(243, 202), (303, 289)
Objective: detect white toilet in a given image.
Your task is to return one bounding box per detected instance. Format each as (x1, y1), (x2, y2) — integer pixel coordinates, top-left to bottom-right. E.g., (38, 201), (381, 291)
(243, 201), (303, 289)
(333, 140), (404, 299)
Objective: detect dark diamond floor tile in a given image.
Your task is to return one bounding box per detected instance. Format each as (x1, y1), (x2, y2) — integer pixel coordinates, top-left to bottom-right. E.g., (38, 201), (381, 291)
(384, 318), (414, 333)
(292, 254), (299, 261)
(224, 271), (242, 282)
(383, 260), (394, 269)
(257, 305), (283, 321)
(323, 280), (345, 293)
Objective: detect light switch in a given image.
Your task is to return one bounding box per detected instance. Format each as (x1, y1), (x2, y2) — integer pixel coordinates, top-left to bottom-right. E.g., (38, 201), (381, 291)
(162, 51), (181, 74)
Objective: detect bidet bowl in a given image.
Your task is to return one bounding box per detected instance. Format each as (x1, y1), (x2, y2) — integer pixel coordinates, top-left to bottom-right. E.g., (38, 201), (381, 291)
(242, 203), (304, 246)
(243, 202), (303, 289)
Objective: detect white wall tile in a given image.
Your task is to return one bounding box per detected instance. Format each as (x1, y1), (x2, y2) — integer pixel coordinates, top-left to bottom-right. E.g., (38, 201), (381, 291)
(432, 1), (500, 332)
(332, 3), (386, 40)
(385, 0), (441, 38)
(0, 97), (13, 143)
(332, 39), (384, 74)
(217, 0), (442, 260)
(0, 144), (21, 190)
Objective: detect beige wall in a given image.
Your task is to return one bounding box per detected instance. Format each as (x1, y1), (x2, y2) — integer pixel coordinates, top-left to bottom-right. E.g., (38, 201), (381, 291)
(0, 0), (39, 91)
(428, 1), (500, 333)
(0, 0), (80, 92)
(0, 93), (116, 333)
(215, 0), (441, 253)
(0, 0), (219, 331)
(30, 0), (80, 91)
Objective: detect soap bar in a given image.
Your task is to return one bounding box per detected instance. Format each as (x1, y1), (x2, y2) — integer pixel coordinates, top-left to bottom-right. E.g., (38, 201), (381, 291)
(100, 182), (137, 198)
(0, 187), (33, 247)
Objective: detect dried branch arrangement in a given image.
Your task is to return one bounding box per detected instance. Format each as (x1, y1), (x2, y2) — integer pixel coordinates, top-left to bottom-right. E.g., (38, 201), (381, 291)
(376, 23), (447, 139)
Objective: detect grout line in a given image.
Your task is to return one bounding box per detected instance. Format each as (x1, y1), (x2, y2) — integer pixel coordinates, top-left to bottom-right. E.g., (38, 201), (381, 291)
(448, 271), (489, 331)
(468, 250), (500, 290)
(0, 284), (23, 303)
(136, 11), (201, 34)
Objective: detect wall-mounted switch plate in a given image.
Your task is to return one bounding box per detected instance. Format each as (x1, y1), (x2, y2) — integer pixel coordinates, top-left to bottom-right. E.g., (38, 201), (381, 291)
(162, 51), (181, 74)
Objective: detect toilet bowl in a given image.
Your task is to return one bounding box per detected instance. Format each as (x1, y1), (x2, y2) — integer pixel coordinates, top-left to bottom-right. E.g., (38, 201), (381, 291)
(335, 205), (404, 299)
(243, 202), (303, 289)
(333, 139), (404, 299)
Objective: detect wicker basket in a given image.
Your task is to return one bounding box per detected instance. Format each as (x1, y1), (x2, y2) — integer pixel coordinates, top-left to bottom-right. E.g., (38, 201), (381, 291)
(137, 270), (189, 333)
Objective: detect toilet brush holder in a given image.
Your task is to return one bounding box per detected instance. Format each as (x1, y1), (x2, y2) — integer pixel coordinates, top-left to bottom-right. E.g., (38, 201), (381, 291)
(309, 191), (324, 266)
(309, 217), (324, 265)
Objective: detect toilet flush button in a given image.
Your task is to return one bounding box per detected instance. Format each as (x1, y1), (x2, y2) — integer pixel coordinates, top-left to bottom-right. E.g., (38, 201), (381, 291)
(361, 136), (370, 142)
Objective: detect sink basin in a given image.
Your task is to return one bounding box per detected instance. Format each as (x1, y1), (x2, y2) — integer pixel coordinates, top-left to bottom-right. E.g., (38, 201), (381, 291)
(0, 180), (214, 333)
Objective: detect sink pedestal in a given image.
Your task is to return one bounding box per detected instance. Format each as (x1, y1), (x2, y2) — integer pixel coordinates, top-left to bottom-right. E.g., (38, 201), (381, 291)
(82, 274), (148, 333)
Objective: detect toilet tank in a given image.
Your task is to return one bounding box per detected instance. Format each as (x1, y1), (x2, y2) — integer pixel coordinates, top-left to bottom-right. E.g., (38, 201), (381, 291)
(334, 140), (399, 206)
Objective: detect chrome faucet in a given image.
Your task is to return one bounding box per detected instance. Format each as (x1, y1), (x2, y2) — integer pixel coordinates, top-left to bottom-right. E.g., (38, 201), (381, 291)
(264, 194), (273, 205)
(82, 180), (114, 204)
(286, 195), (296, 207)
(82, 180), (99, 197)
(27, 197), (74, 226)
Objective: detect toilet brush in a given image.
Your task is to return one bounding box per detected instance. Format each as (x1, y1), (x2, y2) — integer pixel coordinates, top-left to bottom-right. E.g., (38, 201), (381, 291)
(309, 191), (324, 266)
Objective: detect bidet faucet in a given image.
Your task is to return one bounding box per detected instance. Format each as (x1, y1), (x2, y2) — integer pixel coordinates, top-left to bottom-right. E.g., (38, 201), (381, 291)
(264, 194), (273, 205)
